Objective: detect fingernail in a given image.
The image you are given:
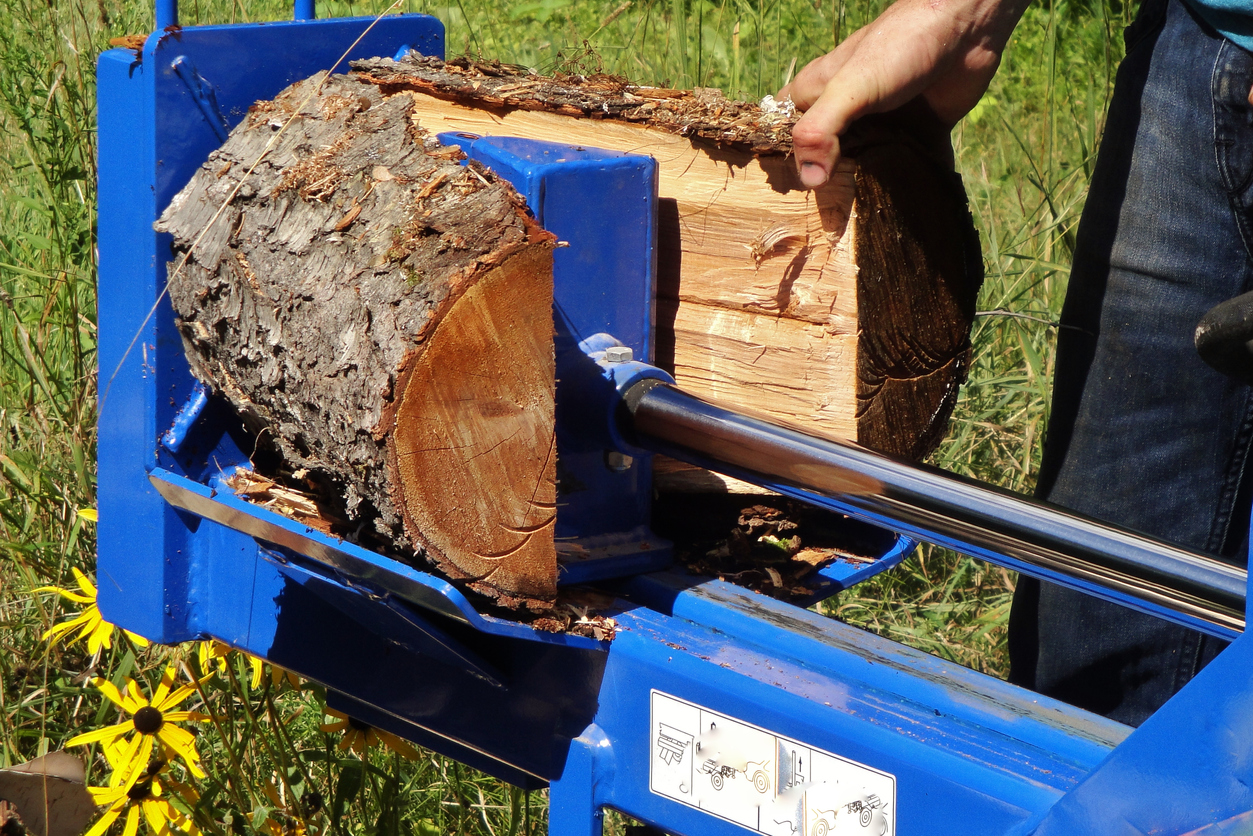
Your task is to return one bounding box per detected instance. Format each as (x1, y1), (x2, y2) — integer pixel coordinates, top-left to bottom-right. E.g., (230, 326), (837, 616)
(799, 161), (828, 188)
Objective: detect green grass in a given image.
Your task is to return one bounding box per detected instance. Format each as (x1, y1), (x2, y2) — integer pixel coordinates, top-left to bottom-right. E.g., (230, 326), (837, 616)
(0, 0), (1124, 830)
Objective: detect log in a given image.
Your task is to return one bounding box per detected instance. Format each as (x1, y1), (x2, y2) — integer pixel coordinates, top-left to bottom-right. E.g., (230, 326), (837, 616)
(157, 72), (559, 610)
(157, 57), (982, 609)
(351, 55), (983, 492)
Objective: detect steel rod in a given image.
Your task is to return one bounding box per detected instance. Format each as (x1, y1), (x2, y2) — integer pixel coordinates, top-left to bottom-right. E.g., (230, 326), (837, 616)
(625, 381), (1247, 638)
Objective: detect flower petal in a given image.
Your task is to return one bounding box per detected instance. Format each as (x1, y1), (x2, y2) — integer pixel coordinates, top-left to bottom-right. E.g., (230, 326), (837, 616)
(92, 678), (131, 711)
(123, 804), (141, 836)
(160, 711), (209, 723)
(124, 678), (149, 710)
(33, 585), (94, 604)
(157, 727), (204, 778)
(72, 566), (98, 597)
(124, 630), (152, 648)
(143, 799), (168, 835)
(43, 613), (92, 643)
(151, 666), (178, 707)
(87, 617), (115, 655)
(67, 722), (129, 748)
(84, 800), (124, 836)
(106, 736), (151, 789)
(376, 730), (420, 761)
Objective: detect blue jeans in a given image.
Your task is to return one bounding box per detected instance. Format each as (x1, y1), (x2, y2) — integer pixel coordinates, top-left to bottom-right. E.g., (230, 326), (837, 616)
(1007, 0), (1253, 726)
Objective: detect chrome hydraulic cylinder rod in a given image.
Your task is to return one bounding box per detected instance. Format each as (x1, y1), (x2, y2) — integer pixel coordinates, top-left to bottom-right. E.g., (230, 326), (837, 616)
(624, 381), (1247, 639)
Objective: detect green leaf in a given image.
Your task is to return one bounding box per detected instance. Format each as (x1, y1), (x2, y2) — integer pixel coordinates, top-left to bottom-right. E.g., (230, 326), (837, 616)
(331, 760), (364, 824)
(250, 804), (271, 830)
(414, 820), (441, 836)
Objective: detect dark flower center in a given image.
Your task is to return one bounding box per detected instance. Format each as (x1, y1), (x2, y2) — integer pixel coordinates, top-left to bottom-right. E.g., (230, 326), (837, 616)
(302, 791), (323, 815)
(346, 716), (371, 732)
(127, 779), (155, 801)
(133, 706), (164, 734)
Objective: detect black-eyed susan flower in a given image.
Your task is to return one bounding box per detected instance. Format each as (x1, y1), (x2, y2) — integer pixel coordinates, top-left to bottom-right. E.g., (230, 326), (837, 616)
(256, 775), (312, 836)
(196, 641), (300, 691)
(86, 769), (199, 836)
(319, 708), (419, 760)
(68, 666), (209, 785)
(36, 567), (149, 655)
(195, 640), (245, 680)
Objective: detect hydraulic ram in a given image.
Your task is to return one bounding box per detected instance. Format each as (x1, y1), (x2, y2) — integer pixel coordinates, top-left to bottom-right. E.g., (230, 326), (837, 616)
(624, 380), (1247, 639)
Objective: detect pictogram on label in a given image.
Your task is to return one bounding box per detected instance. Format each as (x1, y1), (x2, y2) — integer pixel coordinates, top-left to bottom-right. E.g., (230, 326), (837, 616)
(649, 691), (895, 836)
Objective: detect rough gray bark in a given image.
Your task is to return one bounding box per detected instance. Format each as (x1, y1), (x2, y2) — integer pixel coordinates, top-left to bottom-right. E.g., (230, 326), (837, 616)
(157, 70), (558, 609)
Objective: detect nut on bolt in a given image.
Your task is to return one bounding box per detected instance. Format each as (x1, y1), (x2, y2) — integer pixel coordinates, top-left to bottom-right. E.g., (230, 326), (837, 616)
(604, 346), (634, 363)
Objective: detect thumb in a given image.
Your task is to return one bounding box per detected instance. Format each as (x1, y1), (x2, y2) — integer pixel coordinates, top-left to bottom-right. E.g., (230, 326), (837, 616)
(791, 94), (847, 188)
(791, 65), (889, 188)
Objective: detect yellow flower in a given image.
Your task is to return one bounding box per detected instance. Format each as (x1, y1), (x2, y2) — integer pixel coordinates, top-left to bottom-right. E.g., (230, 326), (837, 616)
(268, 663), (303, 691)
(36, 567), (149, 654)
(197, 641), (300, 691)
(258, 776), (311, 836)
(67, 666), (210, 785)
(195, 641), (239, 678)
(261, 819), (308, 836)
(319, 708), (419, 760)
(86, 770), (199, 836)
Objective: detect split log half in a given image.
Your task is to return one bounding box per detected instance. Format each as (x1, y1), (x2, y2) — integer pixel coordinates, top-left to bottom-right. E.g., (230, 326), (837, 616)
(353, 55), (984, 492)
(157, 72), (559, 609)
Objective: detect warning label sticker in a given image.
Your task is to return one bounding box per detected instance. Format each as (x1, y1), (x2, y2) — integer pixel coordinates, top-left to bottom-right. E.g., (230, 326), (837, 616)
(649, 691), (895, 836)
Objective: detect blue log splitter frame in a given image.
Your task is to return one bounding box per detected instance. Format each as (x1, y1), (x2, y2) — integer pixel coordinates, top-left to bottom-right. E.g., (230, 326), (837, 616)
(95, 5), (1253, 834)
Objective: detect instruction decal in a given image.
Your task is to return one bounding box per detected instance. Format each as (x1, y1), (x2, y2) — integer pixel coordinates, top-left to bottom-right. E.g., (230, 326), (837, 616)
(649, 690), (895, 836)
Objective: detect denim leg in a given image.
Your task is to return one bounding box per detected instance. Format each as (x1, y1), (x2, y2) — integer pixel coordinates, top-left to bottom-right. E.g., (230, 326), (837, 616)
(1007, 0), (1253, 726)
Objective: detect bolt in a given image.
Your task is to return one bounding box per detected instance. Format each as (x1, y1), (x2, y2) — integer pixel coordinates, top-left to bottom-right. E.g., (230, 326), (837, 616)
(604, 451), (634, 472)
(603, 345), (634, 363)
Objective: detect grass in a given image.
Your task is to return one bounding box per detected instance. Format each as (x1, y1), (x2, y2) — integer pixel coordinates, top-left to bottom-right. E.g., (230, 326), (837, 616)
(0, 0), (1124, 831)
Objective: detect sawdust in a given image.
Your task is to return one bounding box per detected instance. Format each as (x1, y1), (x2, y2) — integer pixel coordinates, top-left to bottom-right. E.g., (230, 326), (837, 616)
(224, 467), (342, 534)
(657, 497), (885, 603)
(528, 589), (619, 641)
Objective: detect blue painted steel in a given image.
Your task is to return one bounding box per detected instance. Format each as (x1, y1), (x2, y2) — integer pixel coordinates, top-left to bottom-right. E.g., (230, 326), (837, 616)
(440, 133), (675, 584)
(170, 57), (229, 143)
(805, 531), (915, 600)
(148, 467), (612, 648)
(144, 470), (609, 784)
(96, 14), (443, 643)
(155, 0), (176, 29)
(160, 381), (209, 453)
(578, 335), (676, 456)
(294, 0), (316, 20)
(543, 574), (1133, 836)
(1020, 631), (1253, 835)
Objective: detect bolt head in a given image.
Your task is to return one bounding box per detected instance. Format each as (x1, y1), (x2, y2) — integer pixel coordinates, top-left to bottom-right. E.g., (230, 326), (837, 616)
(604, 451), (634, 472)
(603, 346), (634, 363)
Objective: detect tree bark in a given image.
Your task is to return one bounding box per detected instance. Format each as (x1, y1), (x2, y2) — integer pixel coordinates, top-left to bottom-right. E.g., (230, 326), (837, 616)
(157, 71), (559, 610)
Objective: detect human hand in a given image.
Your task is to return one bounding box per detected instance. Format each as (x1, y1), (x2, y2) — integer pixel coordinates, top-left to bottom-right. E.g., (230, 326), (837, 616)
(779, 0), (1030, 187)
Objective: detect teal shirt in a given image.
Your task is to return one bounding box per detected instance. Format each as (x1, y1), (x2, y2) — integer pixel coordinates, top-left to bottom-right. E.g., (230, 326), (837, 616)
(1186, 0), (1253, 51)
